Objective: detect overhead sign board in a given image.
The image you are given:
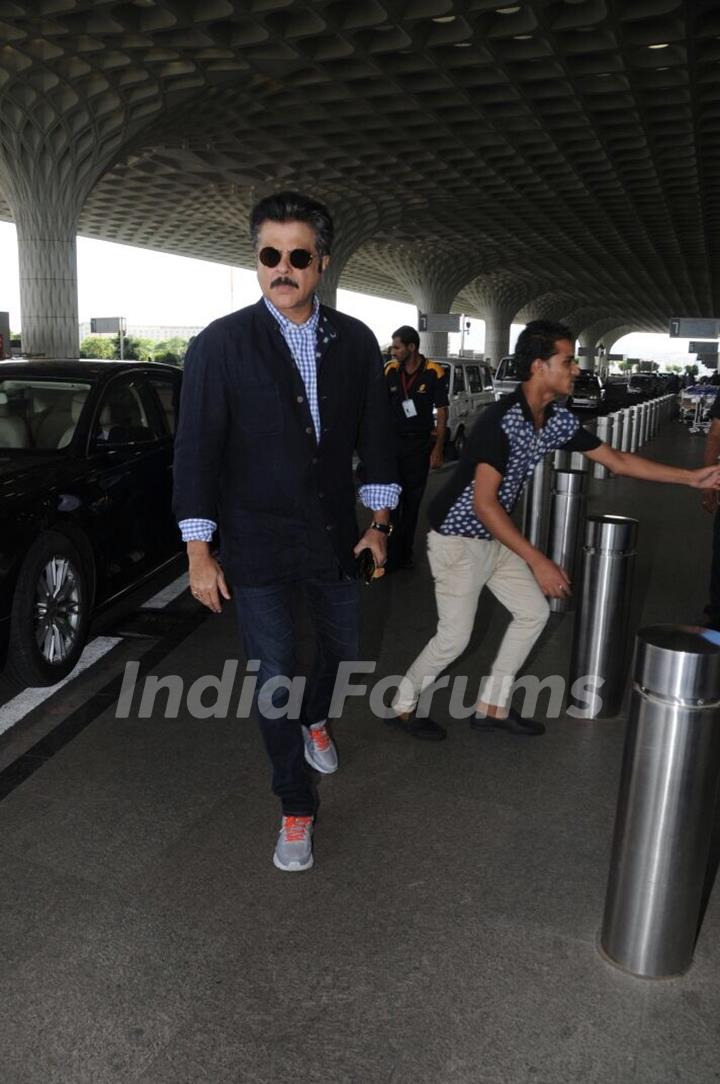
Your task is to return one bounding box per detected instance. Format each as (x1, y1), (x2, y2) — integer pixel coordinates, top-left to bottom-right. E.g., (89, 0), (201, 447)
(689, 341), (719, 354)
(669, 317), (720, 339)
(607, 353), (624, 361)
(418, 313), (463, 334)
(90, 317), (125, 334)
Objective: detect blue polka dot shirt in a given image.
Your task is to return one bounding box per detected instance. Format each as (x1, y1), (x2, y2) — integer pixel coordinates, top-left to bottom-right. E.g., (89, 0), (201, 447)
(429, 387), (601, 539)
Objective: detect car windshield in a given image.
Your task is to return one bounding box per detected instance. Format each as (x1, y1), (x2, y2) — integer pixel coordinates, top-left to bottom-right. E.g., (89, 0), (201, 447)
(574, 374), (599, 389)
(0, 379), (93, 452)
(497, 358), (523, 380)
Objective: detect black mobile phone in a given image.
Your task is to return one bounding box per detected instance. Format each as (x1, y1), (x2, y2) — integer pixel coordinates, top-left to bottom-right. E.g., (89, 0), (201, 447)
(356, 547), (381, 585)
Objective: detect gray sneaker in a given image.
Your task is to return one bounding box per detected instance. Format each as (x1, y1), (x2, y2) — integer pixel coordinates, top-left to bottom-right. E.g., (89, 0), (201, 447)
(302, 723), (338, 774)
(273, 815), (314, 872)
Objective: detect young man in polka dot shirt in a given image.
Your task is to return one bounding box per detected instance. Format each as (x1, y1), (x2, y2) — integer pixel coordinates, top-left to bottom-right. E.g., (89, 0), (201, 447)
(390, 319), (720, 740)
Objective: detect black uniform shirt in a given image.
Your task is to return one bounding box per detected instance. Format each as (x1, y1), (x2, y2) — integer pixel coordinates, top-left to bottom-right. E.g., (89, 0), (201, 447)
(384, 356), (449, 437)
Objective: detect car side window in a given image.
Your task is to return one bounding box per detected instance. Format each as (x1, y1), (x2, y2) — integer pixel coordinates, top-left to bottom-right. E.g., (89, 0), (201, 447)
(93, 378), (162, 446)
(144, 375), (179, 437)
(453, 366), (466, 393)
(465, 365), (483, 394)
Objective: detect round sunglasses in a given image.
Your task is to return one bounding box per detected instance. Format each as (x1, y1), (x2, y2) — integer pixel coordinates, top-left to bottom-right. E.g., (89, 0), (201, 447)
(258, 246), (317, 270)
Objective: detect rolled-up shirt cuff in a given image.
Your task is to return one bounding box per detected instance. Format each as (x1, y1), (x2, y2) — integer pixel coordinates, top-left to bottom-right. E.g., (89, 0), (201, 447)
(359, 483), (401, 511)
(179, 517), (217, 542)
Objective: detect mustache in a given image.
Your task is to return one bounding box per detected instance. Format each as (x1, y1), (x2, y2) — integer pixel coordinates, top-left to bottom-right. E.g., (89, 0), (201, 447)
(270, 276), (298, 289)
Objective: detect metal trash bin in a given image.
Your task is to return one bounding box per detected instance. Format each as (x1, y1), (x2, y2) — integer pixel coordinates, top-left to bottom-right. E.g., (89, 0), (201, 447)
(600, 625), (720, 977)
(568, 515), (638, 718)
(547, 469), (587, 614)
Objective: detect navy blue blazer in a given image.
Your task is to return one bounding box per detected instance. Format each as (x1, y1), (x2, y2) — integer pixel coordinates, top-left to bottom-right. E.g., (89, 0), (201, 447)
(173, 298), (398, 585)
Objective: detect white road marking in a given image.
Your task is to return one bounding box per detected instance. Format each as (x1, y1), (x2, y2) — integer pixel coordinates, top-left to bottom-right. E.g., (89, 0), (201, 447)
(141, 571), (189, 609)
(0, 636), (122, 737)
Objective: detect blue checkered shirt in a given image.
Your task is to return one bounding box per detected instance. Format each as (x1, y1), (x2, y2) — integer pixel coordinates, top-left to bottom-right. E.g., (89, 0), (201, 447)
(180, 295), (399, 541)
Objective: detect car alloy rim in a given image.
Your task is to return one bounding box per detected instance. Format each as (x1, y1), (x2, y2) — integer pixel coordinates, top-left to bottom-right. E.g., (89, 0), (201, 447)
(34, 557), (81, 664)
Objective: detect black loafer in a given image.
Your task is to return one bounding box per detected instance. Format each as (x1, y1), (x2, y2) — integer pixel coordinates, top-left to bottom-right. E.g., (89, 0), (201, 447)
(471, 708), (545, 737)
(386, 714), (447, 741)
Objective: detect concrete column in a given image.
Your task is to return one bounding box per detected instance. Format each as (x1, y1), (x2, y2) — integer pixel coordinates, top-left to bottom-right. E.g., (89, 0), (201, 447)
(577, 332), (596, 371)
(457, 275), (538, 367)
(317, 199), (401, 310)
(482, 304), (512, 367)
(381, 246), (478, 357)
(14, 202), (80, 358)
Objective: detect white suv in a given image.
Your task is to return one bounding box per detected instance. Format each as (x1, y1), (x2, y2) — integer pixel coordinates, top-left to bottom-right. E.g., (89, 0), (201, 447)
(434, 358), (494, 457)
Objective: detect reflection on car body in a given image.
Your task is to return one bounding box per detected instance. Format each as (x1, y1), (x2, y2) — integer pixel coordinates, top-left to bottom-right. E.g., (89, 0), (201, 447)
(0, 360), (183, 686)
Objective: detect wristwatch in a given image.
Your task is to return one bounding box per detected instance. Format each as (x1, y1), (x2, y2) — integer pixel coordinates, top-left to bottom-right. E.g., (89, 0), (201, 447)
(370, 521), (393, 536)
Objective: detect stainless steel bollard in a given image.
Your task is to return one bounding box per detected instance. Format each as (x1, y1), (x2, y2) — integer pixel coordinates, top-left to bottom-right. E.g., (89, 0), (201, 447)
(568, 515), (638, 717)
(554, 448), (587, 471)
(600, 626), (720, 978)
(592, 416), (613, 480)
(611, 411), (624, 451)
(638, 403), (647, 447)
(547, 469), (587, 614)
(629, 406), (639, 453)
(621, 407), (633, 452)
(521, 452), (553, 551)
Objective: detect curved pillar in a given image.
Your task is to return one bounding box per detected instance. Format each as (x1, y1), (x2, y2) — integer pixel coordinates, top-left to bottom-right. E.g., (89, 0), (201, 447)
(576, 332), (596, 371)
(380, 245), (478, 357)
(457, 274), (538, 367)
(317, 198), (401, 310)
(14, 203), (79, 358)
(481, 305), (512, 367)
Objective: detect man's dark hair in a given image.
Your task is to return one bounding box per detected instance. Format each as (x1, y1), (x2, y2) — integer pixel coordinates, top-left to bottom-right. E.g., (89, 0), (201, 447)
(249, 191), (334, 256)
(513, 320), (575, 381)
(392, 325), (420, 350)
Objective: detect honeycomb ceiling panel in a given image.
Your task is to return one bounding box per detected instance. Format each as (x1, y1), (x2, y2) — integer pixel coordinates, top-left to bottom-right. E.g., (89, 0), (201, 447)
(0, 0), (718, 333)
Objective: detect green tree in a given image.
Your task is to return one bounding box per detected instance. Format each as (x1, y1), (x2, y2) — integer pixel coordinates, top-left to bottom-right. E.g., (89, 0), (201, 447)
(153, 337), (189, 364)
(79, 335), (116, 359)
(113, 335), (155, 360)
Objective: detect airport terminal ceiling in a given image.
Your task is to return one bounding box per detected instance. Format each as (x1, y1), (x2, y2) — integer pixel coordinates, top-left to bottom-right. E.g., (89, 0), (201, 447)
(1, 0), (719, 334)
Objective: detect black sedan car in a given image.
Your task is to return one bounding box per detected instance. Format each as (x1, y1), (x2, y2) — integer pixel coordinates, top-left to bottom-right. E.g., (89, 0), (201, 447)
(0, 361), (183, 685)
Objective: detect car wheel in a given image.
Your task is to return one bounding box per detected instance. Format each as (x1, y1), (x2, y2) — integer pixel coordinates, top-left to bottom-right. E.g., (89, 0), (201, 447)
(451, 426), (466, 459)
(7, 531), (91, 687)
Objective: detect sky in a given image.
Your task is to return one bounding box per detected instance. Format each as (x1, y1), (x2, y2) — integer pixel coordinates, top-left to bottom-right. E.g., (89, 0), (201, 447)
(0, 221), (708, 366)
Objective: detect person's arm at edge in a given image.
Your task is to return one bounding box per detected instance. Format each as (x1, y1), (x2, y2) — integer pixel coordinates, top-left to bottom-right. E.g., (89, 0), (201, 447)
(173, 330), (232, 613)
(584, 443), (720, 488)
(702, 419), (720, 513)
(472, 463), (570, 598)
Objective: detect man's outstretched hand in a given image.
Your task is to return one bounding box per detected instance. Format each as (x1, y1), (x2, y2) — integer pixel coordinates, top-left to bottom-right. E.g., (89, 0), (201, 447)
(690, 465), (720, 489)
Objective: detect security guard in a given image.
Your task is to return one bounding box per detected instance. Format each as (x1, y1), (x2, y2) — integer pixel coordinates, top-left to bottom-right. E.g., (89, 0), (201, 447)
(384, 325), (449, 570)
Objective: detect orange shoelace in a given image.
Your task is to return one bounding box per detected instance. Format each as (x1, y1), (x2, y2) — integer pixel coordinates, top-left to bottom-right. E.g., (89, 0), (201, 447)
(282, 816), (313, 841)
(308, 725), (331, 751)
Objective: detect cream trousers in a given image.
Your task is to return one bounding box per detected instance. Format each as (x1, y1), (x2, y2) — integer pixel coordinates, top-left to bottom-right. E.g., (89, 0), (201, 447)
(394, 530), (550, 714)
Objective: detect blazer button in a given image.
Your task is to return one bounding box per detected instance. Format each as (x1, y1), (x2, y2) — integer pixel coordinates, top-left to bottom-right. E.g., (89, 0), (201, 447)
(297, 395), (304, 404)
(305, 426), (313, 435)
(326, 524), (333, 531)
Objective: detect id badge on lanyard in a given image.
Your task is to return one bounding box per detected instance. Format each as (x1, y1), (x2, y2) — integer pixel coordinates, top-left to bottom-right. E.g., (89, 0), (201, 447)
(401, 367), (420, 419)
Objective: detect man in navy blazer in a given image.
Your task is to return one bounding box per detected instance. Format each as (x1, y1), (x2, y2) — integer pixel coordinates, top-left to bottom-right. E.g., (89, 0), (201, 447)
(173, 191), (399, 872)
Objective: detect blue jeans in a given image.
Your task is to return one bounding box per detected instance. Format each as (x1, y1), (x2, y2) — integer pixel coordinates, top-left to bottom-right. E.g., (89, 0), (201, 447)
(234, 576), (360, 815)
